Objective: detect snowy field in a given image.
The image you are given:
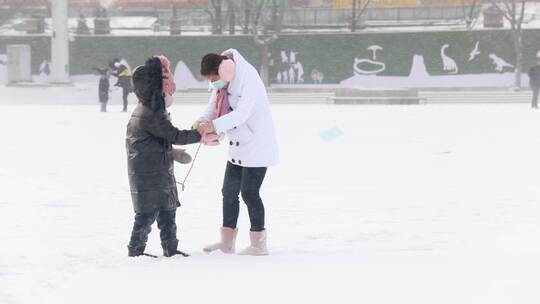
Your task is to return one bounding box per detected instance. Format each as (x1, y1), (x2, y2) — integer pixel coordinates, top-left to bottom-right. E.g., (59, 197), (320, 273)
(1, 92), (540, 303)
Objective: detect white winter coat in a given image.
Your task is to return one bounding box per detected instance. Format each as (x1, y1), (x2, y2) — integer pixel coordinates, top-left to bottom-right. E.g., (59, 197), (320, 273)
(199, 49), (279, 168)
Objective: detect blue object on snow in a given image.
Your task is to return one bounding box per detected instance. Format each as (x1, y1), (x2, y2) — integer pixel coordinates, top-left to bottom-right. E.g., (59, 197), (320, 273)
(319, 126), (344, 142)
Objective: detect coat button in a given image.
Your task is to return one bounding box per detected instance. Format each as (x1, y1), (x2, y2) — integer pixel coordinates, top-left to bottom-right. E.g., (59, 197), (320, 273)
(238, 160), (242, 165)
(236, 142), (239, 146)
(231, 159), (236, 163)
(229, 107), (233, 111)
(229, 141), (233, 146)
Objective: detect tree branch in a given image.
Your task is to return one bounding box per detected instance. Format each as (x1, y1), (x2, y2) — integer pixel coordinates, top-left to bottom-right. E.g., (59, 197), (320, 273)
(187, 0), (214, 18)
(359, 0), (371, 16)
(517, 0), (526, 28)
(489, 1), (513, 23)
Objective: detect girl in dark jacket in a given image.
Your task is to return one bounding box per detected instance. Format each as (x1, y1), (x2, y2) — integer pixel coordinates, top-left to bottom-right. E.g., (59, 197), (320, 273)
(126, 56), (201, 258)
(98, 69), (110, 112)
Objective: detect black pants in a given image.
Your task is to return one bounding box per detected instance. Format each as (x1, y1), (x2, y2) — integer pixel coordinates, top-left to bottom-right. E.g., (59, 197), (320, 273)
(222, 162), (267, 232)
(122, 88), (130, 111)
(128, 209), (178, 255)
(532, 87), (539, 108)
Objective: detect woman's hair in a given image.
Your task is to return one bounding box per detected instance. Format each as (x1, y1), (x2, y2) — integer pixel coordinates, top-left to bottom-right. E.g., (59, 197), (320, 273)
(200, 53), (229, 76)
(132, 57), (164, 112)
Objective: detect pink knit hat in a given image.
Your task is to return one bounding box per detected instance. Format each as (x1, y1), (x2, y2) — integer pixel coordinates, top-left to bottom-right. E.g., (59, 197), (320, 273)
(218, 59), (235, 81)
(155, 55), (176, 96)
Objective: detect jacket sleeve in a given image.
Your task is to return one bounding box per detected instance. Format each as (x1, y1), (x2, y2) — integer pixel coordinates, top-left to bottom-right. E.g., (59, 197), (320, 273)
(198, 90), (217, 122)
(212, 82), (258, 134)
(145, 112), (201, 145)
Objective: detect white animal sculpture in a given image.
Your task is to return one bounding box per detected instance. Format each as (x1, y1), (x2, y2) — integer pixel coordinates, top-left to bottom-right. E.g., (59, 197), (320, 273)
(469, 41), (480, 61)
(293, 62), (304, 83)
(489, 54), (514, 72)
(441, 44), (459, 74)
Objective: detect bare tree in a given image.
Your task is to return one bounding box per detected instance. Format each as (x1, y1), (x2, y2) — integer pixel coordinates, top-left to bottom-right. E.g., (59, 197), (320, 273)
(351, 0), (370, 32)
(0, 0), (25, 25)
(240, 0), (252, 34)
(0, 0), (13, 26)
(463, 0), (482, 28)
(226, 0), (236, 34)
(43, 0), (51, 17)
(251, 0), (286, 86)
(0, 0), (50, 26)
(188, 0), (224, 34)
(490, 0), (528, 88)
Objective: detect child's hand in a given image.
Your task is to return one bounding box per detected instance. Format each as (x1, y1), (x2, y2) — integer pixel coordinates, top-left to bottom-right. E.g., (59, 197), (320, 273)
(197, 122), (216, 134)
(192, 121), (202, 130)
(201, 133), (220, 146)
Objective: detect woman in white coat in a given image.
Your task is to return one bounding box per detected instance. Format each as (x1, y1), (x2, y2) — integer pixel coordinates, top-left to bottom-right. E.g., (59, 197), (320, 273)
(196, 49), (279, 256)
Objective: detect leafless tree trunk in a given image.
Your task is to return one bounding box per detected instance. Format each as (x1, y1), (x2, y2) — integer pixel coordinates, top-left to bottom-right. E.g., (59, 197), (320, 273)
(189, 0), (223, 34)
(251, 0), (285, 86)
(44, 0), (52, 17)
(0, 0), (51, 26)
(463, 0), (482, 28)
(0, 0), (12, 26)
(491, 0), (527, 88)
(226, 0), (235, 34)
(351, 0), (357, 31)
(212, 0), (223, 34)
(351, 0), (370, 32)
(241, 0), (251, 34)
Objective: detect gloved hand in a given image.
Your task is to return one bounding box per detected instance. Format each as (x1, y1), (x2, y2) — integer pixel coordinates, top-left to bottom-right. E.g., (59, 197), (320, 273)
(192, 121), (202, 130)
(197, 121), (216, 134)
(172, 148), (192, 164)
(201, 133), (220, 146)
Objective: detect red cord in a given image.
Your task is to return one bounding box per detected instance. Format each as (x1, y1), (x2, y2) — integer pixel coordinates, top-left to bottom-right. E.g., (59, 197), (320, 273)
(176, 142), (202, 191)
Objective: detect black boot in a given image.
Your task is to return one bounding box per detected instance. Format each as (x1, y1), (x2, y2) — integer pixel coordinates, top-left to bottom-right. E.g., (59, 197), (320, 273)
(164, 249), (189, 257)
(162, 240), (189, 257)
(127, 245), (158, 258)
(156, 210), (187, 257)
(128, 245), (143, 257)
(128, 212), (158, 258)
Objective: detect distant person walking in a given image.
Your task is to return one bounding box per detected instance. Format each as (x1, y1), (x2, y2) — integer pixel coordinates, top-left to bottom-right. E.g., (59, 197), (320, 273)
(110, 58), (133, 112)
(98, 69), (110, 112)
(37, 60), (50, 84)
(528, 51), (540, 109)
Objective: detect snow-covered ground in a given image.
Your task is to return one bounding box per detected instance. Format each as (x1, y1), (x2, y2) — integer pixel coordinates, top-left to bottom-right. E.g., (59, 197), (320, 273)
(1, 91), (540, 304)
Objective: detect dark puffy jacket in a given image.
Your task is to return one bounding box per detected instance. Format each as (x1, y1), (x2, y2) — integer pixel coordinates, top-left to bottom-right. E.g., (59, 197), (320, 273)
(528, 65), (540, 88)
(126, 103), (201, 213)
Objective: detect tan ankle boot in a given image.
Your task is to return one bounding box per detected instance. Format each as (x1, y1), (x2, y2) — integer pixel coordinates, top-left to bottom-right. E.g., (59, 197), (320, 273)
(203, 227), (238, 254)
(238, 230), (269, 256)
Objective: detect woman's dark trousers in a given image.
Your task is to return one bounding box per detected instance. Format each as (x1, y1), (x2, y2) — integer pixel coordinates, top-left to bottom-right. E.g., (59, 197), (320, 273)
(222, 162), (268, 232)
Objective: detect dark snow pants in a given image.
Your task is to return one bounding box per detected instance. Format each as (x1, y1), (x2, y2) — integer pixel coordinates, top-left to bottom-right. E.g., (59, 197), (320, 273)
(532, 87), (539, 108)
(128, 209), (178, 255)
(222, 162), (268, 232)
(100, 102), (107, 112)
